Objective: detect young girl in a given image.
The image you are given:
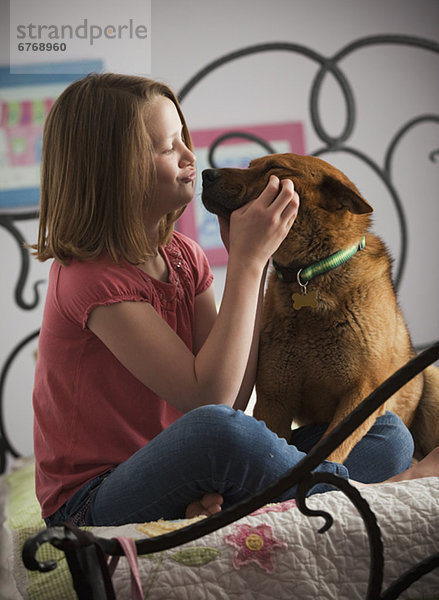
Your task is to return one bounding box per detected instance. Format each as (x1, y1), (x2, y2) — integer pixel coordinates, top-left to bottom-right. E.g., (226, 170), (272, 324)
(32, 73), (438, 527)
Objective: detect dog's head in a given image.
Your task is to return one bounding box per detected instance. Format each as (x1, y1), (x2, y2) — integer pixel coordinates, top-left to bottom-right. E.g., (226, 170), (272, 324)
(201, 153), (373, 265)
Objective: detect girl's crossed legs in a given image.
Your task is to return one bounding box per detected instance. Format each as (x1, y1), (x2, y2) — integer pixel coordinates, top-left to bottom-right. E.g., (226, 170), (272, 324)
(46, 404), (418, 527)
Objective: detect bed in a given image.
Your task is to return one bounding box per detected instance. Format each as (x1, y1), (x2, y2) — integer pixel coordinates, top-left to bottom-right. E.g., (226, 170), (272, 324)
(1, 344), (439, 599)
(1, 458), (438, 600)
(1, 34), (439, 599)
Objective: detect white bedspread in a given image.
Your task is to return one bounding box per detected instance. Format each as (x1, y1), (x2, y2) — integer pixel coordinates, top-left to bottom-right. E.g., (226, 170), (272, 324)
(2, 461), (438, 600)
(92, 478), (439, 600)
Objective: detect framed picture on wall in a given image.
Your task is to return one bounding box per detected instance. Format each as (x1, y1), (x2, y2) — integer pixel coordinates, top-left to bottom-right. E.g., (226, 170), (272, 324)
(177, 122), (305, 265)
(0, 60), (103, 212)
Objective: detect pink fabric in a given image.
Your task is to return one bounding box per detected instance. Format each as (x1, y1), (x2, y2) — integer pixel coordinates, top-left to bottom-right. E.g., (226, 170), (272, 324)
(108, 537), (144, 600)
(33, 232), (213, 518)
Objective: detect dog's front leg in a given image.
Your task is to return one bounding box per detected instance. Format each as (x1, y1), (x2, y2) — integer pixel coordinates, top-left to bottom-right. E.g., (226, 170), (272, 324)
(253, 391), (297, 441)
(323, 396), (386, 464)
(253, 354), (301, 441)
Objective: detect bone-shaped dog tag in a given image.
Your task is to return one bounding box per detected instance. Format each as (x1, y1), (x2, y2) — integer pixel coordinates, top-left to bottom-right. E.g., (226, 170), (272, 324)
(292, 291), (318, 310)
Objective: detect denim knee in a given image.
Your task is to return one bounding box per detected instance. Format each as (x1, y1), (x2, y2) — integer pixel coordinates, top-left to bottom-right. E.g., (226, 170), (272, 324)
(178, 405), (280, 470)
(180, 404), (259, 456)
(185, 403), (236, 423)
(145, 403), (255, 477)
(343, 411), (414, 483)
(374, 411), (414, 471)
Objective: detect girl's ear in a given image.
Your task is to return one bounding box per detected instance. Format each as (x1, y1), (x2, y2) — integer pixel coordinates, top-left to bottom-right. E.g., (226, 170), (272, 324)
(320, 175), (373, 214)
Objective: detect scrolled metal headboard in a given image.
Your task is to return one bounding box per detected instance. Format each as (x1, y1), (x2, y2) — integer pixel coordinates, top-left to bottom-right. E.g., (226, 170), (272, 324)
(178, 35), (439, 290)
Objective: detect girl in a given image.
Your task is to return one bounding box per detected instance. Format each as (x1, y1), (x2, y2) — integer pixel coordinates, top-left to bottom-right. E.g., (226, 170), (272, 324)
(32, 73), (438, 527)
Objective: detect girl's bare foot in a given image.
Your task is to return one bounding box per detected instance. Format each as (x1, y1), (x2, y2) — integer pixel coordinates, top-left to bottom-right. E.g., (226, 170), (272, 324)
(185, 492), (223, 519)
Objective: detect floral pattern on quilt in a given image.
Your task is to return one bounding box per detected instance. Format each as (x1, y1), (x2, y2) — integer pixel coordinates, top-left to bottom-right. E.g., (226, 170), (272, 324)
(224, 522), (288, 573)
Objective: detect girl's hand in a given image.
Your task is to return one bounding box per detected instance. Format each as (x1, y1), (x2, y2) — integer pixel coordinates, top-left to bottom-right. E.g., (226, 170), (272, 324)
(228, 175), (299, 269)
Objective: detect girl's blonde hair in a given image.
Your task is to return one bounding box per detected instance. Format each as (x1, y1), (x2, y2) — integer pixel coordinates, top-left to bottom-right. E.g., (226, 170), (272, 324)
(33, 73), (193, 264)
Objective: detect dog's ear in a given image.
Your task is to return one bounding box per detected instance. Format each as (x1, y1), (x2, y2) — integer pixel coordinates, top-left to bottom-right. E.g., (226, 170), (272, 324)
(320, 176), (373, 214)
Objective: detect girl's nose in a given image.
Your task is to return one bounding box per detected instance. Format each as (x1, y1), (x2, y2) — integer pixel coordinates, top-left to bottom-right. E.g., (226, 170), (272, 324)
(181, 147), (196, 166)
(184, 148), (197, 165)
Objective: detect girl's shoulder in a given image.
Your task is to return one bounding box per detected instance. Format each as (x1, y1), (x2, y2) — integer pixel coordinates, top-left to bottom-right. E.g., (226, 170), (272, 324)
(49, 255), (156, 328)
(52, 254), (141, 293)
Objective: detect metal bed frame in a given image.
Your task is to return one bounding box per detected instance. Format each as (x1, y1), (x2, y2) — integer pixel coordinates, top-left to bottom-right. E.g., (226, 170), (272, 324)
(1, 34), (438, 599)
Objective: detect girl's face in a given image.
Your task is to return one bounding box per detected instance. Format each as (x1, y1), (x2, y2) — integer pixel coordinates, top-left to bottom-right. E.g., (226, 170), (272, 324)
(148, 96), (196, 220)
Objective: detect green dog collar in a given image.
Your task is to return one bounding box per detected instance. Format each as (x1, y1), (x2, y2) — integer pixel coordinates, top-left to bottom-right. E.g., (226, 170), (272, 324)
(273, 236), (366, 288)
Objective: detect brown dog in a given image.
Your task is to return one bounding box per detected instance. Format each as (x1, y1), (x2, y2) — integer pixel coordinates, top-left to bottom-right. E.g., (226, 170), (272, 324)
(201, 153), (439, 464)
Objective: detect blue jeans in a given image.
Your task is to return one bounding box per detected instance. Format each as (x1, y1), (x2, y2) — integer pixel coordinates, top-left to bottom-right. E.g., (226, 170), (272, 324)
(290, 411), (414, 483)
(45, 405), (413, 527)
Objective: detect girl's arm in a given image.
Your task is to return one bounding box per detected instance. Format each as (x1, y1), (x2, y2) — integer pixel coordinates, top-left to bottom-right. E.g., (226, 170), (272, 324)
(233, 264), (267, 411)
(88, 177), (299, 413)
(192, 212), (268, 412)
(192, 261), (267, 412)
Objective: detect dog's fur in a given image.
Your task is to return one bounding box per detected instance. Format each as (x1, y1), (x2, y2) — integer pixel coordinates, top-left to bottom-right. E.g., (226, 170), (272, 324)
(202, 153), (439, 464)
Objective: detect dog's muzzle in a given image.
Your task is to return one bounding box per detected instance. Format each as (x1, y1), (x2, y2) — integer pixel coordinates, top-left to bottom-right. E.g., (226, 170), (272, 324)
(202, 169), (222, 187)
(201, 169), (234, 219)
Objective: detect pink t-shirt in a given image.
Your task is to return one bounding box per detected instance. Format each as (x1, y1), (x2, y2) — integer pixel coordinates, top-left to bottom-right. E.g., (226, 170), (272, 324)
(33, 231), (213, 518)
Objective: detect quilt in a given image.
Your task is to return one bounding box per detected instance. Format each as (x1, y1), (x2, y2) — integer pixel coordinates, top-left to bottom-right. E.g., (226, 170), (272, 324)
(1, 457), (438, 600)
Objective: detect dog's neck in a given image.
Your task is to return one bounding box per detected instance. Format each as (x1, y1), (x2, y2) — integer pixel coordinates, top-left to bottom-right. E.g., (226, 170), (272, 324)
(272, 237), (366, 288)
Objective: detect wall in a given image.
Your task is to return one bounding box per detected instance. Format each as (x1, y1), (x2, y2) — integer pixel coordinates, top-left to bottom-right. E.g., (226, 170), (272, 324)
(0, 0), (438, 457)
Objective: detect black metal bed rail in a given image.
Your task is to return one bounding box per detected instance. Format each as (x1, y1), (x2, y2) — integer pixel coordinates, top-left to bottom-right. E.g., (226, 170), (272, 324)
(22, 342), (439, 600)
